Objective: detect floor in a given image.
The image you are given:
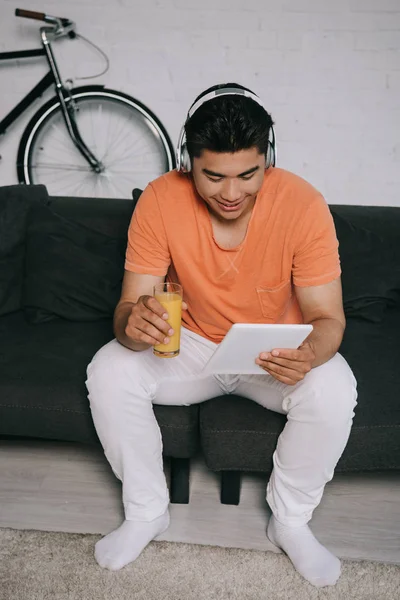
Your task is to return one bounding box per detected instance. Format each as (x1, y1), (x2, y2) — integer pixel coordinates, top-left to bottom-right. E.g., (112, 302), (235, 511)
(0, 440), (399, 565)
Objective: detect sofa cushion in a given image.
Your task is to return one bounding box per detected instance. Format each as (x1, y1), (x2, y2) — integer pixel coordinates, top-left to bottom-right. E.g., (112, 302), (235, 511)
(200, 308), (400, 473)
(0, 312), (199, 456)
(0, 185), (49, 316)
(332, 210), (400, 323)
(46, 194), (138, 239)
(132, 188), (143, 204)
(23, 202), (129, 323)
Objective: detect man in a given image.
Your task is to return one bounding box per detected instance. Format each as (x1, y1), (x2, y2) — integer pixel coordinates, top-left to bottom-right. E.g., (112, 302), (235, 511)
(86, 83), (357, 587)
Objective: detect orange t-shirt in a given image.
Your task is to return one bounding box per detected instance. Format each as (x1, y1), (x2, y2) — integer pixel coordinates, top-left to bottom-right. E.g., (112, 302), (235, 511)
(125, 167), (341, 343)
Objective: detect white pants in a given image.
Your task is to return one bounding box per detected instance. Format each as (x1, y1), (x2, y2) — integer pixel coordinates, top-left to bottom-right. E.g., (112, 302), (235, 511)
(86, 327), (357, 527)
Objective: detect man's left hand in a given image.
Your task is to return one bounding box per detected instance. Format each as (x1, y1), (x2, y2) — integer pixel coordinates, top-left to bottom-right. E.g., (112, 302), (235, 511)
(255, 341), (315, 385)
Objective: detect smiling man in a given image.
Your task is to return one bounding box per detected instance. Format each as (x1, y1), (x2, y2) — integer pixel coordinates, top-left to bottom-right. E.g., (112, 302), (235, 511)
(86, 84), (357, 587)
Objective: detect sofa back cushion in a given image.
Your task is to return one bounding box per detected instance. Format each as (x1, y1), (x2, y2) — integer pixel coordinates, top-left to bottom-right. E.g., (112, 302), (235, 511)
(23, 196), (136, 323)
(0, 185), (49, 316)
(18, 189), (400, 325)
(331, 207), (400, 322)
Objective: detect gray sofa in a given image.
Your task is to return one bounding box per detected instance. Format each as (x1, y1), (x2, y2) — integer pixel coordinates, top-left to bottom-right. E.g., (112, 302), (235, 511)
(0, 184), (399, 505)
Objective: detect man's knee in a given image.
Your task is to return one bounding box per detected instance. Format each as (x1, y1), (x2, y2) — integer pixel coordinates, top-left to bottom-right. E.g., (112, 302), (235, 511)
(86, 339), (147, 405)
(88, 339), (125, 379)
(289, 353), (357, 422)
(316, 353), (357, 420)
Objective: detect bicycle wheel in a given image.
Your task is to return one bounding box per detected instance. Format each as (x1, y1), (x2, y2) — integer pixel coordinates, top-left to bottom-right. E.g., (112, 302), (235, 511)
(17, 86), (176, 198)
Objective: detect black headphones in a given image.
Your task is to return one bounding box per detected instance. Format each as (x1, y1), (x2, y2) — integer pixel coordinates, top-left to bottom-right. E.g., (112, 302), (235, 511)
(176, 85), (277, 173)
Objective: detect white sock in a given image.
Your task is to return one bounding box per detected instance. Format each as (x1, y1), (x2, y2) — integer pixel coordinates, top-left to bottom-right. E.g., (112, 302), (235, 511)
(267, 516), (341, 588)
(95, 510), (170, 571)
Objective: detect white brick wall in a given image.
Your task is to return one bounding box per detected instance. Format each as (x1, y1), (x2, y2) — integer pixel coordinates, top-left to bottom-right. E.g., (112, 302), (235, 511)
(0, 0), (399, 205)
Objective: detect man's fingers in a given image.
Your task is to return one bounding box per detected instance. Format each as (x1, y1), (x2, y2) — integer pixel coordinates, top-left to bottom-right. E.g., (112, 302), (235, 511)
(127, 308), (173, 345)
(256, 358), (299, 385)
(256, 358), (300, 374)
(142, 295), (169, 319)
(134, 321), (170, 345)
(259, 355), (312, 373)
(265, 349), (303, 361)
(143, 294), (187, 315)
(260, 346), (314, 363)
(138, 299), (172, 336)
(256, 359), (304, 384)
(256, 340), (315, 384)
(126, 294), (186, 347)
(125, 323), (166, 346)
(134, 331), (164, 347)
(268, 372), (298, 386)
(145, 312), (173, 336)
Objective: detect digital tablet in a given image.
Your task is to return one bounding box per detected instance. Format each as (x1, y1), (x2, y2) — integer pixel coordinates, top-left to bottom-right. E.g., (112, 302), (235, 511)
(202, 323), (313, 375)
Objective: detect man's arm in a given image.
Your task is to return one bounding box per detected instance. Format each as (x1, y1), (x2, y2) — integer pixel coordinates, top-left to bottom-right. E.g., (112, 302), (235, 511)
(114, 271), (166, 352)
(295, 277), (346, 368)
(256, 277), (345, 384)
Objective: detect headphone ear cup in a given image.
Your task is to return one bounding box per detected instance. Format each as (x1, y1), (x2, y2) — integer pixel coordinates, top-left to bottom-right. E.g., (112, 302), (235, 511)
(265, 141), (272, 169)
(270, 142), (276, 167)
(176, 126), (191, 173)
(265, 137), (276, 169)
(181, 143), (191, 173)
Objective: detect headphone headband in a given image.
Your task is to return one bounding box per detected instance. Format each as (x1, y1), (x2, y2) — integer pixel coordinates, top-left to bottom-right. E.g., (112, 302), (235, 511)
(176, 85), (276, 173)
(187, 87), (265, 119)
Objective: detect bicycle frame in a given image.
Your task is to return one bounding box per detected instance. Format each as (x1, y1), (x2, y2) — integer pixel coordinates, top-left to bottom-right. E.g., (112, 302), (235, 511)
(0, 48), (52, 135)
(0, 34), (103, 171)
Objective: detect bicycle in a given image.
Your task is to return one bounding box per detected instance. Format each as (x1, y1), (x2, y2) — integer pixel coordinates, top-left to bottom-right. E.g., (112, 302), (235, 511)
(0, 8), (176, 198)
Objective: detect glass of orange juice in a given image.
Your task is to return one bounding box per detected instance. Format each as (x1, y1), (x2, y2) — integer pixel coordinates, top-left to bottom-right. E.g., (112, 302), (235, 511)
(153, 282), (183, 358)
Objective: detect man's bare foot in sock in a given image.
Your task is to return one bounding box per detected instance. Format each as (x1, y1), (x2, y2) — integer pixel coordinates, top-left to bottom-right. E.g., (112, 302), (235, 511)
(267, 516), (341, 588)
(95, 510), (170, 571)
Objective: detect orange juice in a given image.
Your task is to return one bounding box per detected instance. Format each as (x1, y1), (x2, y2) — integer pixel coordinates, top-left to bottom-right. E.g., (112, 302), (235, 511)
(153, 291), (182, 358)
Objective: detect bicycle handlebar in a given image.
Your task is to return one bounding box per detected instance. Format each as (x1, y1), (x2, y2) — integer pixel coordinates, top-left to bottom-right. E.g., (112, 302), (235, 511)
(15, 8), (75, 38)
(15, 8), (46, 21)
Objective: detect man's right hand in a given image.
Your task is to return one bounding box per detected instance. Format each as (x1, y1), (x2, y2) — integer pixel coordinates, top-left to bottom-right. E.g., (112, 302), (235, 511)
(125, 295), (173, 347)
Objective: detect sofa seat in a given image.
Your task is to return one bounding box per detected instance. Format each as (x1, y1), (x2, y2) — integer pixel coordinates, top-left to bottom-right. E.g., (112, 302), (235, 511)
(0, 312), (199, 458)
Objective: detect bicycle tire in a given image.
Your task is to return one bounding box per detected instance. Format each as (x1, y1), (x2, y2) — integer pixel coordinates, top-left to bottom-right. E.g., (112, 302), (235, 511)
(17, 85), (176, 198)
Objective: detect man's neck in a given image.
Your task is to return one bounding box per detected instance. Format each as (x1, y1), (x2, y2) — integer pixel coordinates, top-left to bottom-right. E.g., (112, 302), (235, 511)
(209, 200), (255, 249)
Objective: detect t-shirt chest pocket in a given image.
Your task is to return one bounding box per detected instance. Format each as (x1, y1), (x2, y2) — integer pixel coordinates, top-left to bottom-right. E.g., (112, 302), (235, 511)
(256, 280), (292, 321)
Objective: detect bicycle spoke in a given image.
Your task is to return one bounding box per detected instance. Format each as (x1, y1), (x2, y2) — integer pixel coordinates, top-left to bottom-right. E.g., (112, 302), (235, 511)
(89, 103), (97, 154)
(109, 169), (163, 176)
(103, 108), (136, 159)
(46, 125), (90, 159)
(97, 175), (115, 198)
(54, 171), (93, 197)
(100, 108), (151, 164)
(94, 172), (101, 198)
(30, 162), (92, 172)
(104, 176), (129, 199)
(107, 150), (163, 169)
(105, 131), (164, 164)
(32, 170), (79, 187)
(102, 112), (115, 158)
(51, 173), (87, 195)
(36, 137), (83, 162)
(104, 135), (149, 166)
(43, 136), (73, 155)
(73, 172), (96, 197)
(101, 106), (123, 162)
(101, 118), (140, 163)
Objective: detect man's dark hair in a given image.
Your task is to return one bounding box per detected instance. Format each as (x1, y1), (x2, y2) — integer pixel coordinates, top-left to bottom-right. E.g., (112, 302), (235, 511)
(184, 83), (274, 160)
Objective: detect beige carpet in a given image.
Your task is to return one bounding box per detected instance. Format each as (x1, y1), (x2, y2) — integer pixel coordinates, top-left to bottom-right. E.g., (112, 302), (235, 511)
(1, 528), (399, 600)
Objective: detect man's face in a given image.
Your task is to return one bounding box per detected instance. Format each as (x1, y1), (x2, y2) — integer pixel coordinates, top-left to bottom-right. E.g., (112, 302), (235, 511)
(191, 148), (266, 222)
